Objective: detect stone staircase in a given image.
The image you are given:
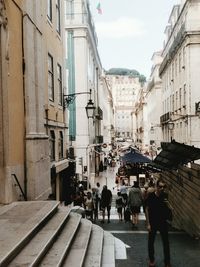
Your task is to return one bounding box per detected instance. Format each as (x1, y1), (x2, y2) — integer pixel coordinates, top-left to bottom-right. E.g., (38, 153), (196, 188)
(0, 201), (115, 267)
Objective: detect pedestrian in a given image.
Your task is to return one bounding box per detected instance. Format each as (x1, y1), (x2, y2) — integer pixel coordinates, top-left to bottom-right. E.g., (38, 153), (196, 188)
(120, 181), (128, 206)
(147, 179), (155, 194)
(96, 182), (101, 211)
(91, 187), (99, 222)
(100, 185), (112, 223)
(84, 191), (94, 221)
(115, 191), (124, 221)
(145, 179), (172, 267)
(73, 191), (84, 207)
(127, 181), (143, 228)
(141, 183), (149, 213)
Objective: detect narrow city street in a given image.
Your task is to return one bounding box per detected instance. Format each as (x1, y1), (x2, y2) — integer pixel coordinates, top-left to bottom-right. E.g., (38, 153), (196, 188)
(94, 165), (200, 267)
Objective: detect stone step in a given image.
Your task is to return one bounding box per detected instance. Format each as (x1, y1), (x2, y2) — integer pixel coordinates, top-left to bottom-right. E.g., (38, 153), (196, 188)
(39, 212), (82, 266)
(101, 231), (115, 267)
(62, 218), (93, 267)
(7, 206), (71, 267)
(83, 224), (104, 267)
(0, 202), (116, 267)
(0, 201), (60, 267)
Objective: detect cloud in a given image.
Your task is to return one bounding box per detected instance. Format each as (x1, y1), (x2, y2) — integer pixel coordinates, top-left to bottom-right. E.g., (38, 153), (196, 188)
(95, 17), (145, 39)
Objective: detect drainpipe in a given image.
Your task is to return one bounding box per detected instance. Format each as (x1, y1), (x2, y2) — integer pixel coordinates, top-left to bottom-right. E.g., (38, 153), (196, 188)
(21, 16), (27, 200)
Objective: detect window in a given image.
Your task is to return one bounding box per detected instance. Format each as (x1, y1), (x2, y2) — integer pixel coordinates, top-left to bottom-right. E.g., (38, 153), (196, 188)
(56, 0), (61, 34)
(176, 91), (178, 110)
(57, 64), (62, 105)
(47, 0), (52, 21)
(179, 88), (182, 109)
(172, 94), (175, 112)
(183, 84), (186, 107)
(66, 0), (74, 20)
(58, 131), (63, 159)
(50, 130), (55, 161)
(48, 53), (54, 101)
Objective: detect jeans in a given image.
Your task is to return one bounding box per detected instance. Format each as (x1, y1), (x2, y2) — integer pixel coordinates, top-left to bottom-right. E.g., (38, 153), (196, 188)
(148, 223), (170, 265)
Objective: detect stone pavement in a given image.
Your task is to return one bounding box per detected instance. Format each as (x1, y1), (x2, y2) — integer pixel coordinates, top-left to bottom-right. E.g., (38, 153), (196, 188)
(94, 166), (200, 267)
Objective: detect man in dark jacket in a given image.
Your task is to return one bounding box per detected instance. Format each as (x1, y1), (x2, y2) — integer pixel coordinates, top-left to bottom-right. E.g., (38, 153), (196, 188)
(100, 185), (112, 223)
(145, 179), (172, 267)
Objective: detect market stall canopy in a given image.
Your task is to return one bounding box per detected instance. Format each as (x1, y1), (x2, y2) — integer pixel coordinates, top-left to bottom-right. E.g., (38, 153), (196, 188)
(121, 148), (152, 163)
(153, 140), (200, 170)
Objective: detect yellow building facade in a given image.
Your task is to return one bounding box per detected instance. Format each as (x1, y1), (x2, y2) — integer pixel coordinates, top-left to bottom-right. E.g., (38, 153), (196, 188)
(0, 0), (68, 204)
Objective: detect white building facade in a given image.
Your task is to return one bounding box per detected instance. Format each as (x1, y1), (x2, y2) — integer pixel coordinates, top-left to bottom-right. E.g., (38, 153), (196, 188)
(159, 1), (200, 147)
(64, 0), (112, 187)
(107, 74), (141, 142)
(145, 51), (163, 158)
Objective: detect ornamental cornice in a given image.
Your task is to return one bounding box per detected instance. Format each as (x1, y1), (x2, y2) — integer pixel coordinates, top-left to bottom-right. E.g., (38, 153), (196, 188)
(0, 0), (7, 28)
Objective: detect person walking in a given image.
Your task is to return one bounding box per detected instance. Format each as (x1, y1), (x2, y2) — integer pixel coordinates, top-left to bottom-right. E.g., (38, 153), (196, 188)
(127, 181), (143, 228)
(91, 187), (99, 222)
(84, 191), (94, 221)
(115, 191), (124, 221)
(100, 185), (112, 223)
(96, 182), (101, 212)
(145, 179), (172, 267)
(120, 181), (128, 206)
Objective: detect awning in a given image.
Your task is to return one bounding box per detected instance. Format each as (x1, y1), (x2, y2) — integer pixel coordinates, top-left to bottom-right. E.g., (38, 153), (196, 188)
(121, 148), (152, 163)
(153, 140), (200, 170)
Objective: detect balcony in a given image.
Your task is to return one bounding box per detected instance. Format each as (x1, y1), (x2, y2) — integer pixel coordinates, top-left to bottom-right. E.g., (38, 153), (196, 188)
(160, 112), (171, 124)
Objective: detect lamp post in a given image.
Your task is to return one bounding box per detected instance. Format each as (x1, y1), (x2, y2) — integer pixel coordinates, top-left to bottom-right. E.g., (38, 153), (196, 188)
(64, 89), (95, 186)
(63, 89), (95, 112)
(85, 98), (95, 119)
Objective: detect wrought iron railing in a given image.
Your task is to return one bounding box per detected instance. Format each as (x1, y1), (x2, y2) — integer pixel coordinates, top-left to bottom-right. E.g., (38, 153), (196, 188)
(11, 174), (27, 201)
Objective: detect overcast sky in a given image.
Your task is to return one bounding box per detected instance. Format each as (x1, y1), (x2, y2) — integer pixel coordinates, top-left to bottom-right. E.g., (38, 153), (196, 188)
(89, 0), (180, 79)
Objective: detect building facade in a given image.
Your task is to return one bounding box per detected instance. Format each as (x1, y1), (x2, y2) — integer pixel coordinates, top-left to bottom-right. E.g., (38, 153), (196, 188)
(64, 0), (105, 187)
(159, 1), (200, 147)
(0, 0), (68, 204)
(145, 51), (163, 158)
(107, 74), (141, 142)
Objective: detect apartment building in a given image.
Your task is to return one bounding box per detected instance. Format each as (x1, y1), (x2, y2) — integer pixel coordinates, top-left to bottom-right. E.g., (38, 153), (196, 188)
(145, 51), (163, 158)
(159, 0), (200, 146)
(0, 0), (67, 203)
(107, 74), (141, 142)
(64, 0), (106, 186)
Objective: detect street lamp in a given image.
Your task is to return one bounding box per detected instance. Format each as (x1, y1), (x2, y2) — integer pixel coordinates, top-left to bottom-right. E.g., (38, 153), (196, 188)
(85, 98), (95, 119)
(63, 89), (95, 116)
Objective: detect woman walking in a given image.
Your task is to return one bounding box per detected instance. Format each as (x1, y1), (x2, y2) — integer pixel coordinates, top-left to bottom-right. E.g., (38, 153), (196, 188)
(128, 181), (143, 228)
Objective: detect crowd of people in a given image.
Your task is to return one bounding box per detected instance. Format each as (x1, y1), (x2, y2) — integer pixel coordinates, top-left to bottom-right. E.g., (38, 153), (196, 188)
(69, 145), (172, 267)
(72, 181), (112, 223)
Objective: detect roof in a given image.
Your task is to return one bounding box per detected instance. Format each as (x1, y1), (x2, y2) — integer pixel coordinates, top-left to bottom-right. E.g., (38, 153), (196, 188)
(153, 140), (200, 170)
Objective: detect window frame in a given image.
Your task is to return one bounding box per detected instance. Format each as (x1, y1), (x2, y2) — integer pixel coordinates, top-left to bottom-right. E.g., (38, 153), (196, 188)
(48, 53), (54, 101)
(57, 63), (62, 105)
(50, 130), (55, 161)
(56, 0), (61, 34)
(47, 0), (52, 22)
